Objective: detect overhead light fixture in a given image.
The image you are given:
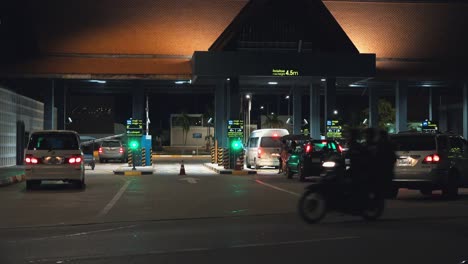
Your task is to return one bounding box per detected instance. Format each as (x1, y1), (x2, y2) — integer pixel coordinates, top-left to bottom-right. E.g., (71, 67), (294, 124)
(207, 117), (213, 125)
(89, 80), (106, 84)
(226, 78), (231, 81)
(260, 106), (264, 110)
(286, 118), (292, 124)
(303, 119), (309, 125)
(268, 82), (278, 85)
(333, 110), (338, 115)
(245, 94), (251, 99)
(271, 112), (274, 115)
(285, 95), (290, 99)
(175, 80), (192, 85)
(321, 78), (326, 82)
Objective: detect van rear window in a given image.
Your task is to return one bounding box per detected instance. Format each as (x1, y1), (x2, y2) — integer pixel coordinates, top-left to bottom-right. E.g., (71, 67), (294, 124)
(260, 137), (281, 148)
(28, 133), (80, 150)
(391, 135), (436, 151)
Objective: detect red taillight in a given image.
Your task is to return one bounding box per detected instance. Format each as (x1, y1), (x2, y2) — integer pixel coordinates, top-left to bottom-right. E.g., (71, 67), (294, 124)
(423, 154), (440, 164)
(338, 145), (343, 153)
(273, 133), (278, 137)
(119, 147), (124, 154)
(322, 141), (327, 145)
(258, 148), (262, 158)
(25, 155), (39, 164)
(68, 156), (82, 164)
(305, 144), (312, 153)
(99, 147), (103, 153)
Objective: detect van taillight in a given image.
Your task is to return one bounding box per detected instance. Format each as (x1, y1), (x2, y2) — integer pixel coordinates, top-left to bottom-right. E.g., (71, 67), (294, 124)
(119, 147), (124, 154)
(305, 144), (312, 153)
(258, 148), (262, 158)
(99, 147), (103, 153)
(338, 145), (343, 153)
(25, 155), (39, 164)
(423, 154), (440, 164)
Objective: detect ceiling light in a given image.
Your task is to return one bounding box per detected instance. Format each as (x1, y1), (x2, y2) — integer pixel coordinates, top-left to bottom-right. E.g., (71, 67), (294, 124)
(89, 80), (106, 84)
(268, 82), (278, 85)
(321, 78), (326, 82)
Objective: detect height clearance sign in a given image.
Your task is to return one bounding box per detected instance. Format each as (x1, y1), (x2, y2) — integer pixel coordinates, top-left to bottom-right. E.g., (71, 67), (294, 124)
(227, 120), (244, 138)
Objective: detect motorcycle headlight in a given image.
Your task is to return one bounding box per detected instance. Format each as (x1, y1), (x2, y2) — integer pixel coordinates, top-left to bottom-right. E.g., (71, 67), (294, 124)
(322, 161), (336, 168)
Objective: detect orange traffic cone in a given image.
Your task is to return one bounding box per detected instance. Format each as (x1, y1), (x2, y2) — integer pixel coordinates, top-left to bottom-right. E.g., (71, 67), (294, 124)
(179, 160), (186, 175)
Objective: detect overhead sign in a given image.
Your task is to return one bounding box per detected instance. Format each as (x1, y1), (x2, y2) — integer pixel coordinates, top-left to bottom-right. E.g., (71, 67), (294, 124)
(126, 119), (143, 136)
(422, 120), (438, 133)
(227, 120), (244, 138)
(326, 120), (342, 139)
(272, 69), (300, 76)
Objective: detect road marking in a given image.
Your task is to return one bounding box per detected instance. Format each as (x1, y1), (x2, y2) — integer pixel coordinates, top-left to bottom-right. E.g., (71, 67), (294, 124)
(179, 177), (199, 184)
(10, 225), (137, 243)
(97, 180), (132, 217)
(255, 179), (300, 197)
(229, 236), (359, 248)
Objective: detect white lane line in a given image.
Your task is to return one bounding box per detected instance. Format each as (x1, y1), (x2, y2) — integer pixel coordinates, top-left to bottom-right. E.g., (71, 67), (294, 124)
(10, 225), (137, 243)
(229, 236), (359, 248)
(97, 180), (132, 217)
(255, 179), (301, 197)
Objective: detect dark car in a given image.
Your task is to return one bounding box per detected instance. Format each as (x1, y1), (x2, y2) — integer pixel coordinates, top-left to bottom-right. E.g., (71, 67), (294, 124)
(296, 139), (344, 181)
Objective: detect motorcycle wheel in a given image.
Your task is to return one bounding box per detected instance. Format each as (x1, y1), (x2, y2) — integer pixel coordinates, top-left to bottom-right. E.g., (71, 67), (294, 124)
(361, 192), (385, 221)
(298, 190), (327, 224)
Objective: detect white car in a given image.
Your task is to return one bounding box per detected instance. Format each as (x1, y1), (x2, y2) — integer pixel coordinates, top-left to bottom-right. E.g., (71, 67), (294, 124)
(24, 130), (85, 190)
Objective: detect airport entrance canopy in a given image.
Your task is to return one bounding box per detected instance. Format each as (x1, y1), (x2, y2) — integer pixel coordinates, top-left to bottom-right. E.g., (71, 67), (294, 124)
(192, 0), (375, 85)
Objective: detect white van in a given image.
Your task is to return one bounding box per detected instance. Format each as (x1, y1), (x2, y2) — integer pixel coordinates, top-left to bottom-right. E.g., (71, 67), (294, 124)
(245, 129), (289, 169)
(25, 130), (85, 190)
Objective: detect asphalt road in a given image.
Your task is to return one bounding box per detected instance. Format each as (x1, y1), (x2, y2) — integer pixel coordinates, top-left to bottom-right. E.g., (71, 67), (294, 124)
(1, 158), (468, 264)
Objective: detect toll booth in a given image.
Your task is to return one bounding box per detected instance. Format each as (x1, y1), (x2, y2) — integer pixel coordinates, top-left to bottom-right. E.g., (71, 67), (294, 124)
(126, 118), (152, 167)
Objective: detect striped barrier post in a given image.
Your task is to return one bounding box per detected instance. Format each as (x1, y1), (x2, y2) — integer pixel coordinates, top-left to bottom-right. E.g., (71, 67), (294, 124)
(149, 148), (153, 166)
(223, 148), (230, 169)
(210, 147), (215, 164)
(128, 151), (133, 167)
(141, 147), (146, 167)
(217, 148), (224, 166)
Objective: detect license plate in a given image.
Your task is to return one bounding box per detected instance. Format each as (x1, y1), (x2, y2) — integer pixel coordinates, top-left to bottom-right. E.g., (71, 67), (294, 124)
(311, 158), (321, 163)
(397, 159), (411, 166)
(44, 156), (64, 164)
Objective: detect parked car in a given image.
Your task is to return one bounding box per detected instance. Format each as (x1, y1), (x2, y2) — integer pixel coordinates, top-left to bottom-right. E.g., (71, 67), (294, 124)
(295, 139), (344, 181)
(245, 129), (289, 169)
(24, 130), (85, 190)
(390, 132), (468, 199)
(98, 140), (125, 163)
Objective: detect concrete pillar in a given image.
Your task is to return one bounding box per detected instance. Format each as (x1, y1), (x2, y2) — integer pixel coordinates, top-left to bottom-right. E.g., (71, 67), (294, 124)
(324, 77), (336, 132)
(463, 83), (468, 139)
(428, 87), (433, 121)
(132, 81), (145, 120)
(439, 94), (448, 132)
(228, 77), (241, 121)
(310, 84), (321, 139)
(215, 79), (227, 148)
(56, 80), (66, 130)
(43, 79), (55, 130)
(395, 81), (408, 133)
(292, 86), (302, 134)
(369, 87), (379, 128)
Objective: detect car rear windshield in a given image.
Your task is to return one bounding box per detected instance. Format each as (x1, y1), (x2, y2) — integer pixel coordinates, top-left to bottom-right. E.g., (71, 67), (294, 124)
(260, 137), (282, 148)
(102, 141), (121, 147)
(310, 141), (337, 152)
(27, 133), (79, 150)
(391, 135), (436, 151)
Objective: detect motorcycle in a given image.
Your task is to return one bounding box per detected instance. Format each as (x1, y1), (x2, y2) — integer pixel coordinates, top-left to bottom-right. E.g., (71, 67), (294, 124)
(298, 160), (385, 223)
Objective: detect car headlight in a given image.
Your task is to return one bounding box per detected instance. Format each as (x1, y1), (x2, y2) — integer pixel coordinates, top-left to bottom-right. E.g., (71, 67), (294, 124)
(322, 161), (336, 168)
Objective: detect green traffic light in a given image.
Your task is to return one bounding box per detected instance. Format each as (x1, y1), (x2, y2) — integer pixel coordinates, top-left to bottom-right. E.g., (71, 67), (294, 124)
(231, 140), (242, 151)
(129, 140), (139, 150)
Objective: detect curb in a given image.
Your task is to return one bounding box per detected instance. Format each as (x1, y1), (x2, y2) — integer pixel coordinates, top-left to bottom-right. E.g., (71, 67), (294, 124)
(113, 170), (153, 176)
(0, 173), (26, 187)
(203, 163), (257, 175)
(153, 155), (210, 158)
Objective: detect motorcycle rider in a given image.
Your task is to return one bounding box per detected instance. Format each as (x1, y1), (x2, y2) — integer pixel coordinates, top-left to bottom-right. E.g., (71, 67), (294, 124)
(375, 129), (397, 198)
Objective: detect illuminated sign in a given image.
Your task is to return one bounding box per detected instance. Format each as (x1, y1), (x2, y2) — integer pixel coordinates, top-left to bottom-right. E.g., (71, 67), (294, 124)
(227, 120), (244, 138)
(272, 69), (300, 76)
(126, 119), (143, 136)
(422, 120), (438, 133)
(326, 120), (342, 139)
